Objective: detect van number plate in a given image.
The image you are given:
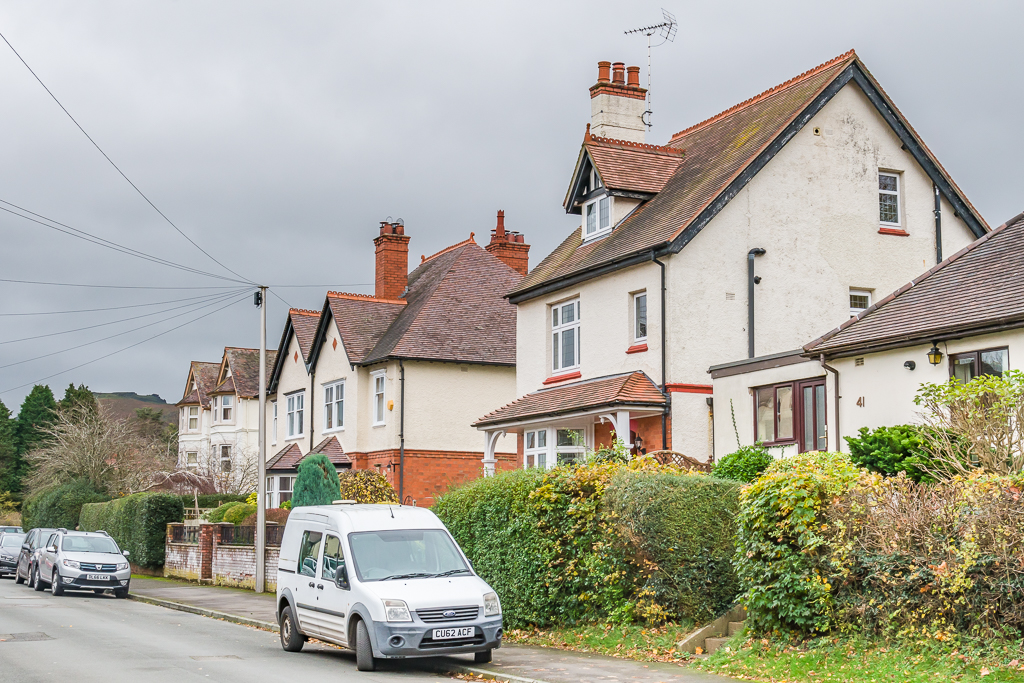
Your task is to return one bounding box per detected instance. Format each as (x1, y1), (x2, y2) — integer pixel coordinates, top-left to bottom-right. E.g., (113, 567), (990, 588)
(86, 574), (108, 581)
(433, 627), (474, 640)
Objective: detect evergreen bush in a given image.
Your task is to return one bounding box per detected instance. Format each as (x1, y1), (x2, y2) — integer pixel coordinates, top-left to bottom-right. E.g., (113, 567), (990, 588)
(844, 425), (932, 482)
(207, 501), (245, 523)
(223, 503), (256, 525)
(712, 444), (774, 482)
(241, 508), (290, 527)
(292, 454), (341, 507)
(338, 469), (398, 503)
(21, 478), (109, 530)
(79, 492), (183, 568)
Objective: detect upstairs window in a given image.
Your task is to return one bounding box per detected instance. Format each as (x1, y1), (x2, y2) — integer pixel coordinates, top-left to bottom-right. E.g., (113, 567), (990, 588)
(271, 401), (277, 444)
(221, 395), (233, 422)
(552, 299), (581, 373)
(633, 292), (648, 342)
(187, 406), (198, 431)
(584, 196), (612, 239)
(879, 172), (901, 226)
(324, 380), (345, 431)
(950, 347), (1008, 384)
(211, 396), (219, 423)
(372, 372), (386, 425)
(850, 289), (872, 316)
(286, 392), (304, 438)
(219, 445), (232, 472)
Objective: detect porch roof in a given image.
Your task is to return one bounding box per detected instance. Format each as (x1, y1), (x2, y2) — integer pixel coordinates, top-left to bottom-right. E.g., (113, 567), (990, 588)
(473, 371), (665, 429)
(266, 437), (351, 474)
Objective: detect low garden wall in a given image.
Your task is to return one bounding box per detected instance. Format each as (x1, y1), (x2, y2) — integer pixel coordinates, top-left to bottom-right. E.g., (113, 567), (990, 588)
(165, 523), (279, 590)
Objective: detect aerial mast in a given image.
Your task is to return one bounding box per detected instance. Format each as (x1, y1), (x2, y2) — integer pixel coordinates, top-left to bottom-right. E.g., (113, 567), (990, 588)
(625, 8), (678, 131)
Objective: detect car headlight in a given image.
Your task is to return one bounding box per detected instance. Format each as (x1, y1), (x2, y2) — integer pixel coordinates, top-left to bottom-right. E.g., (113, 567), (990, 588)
(483, 591), (501, 616)
(62, 559), (80, 569)
(383, 599), (412, 622)
(116, 562), (129, 571)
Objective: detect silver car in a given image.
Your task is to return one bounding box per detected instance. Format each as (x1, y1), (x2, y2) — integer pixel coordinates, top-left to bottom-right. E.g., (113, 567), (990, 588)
(36, 529), (131, 598)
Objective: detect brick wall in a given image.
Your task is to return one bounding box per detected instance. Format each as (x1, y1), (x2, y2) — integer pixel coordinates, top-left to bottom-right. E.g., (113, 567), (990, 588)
(164, 541), (202, 581)
(211, 543), (279, 591)
(374, 228), (410, 300)
(164, 523), (278, 590)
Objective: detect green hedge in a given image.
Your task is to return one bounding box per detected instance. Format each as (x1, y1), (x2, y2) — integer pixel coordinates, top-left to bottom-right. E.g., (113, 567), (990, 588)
(223, 503), (256, 525)
(79, 493), (184, 568)
(434, 460), (741, 629)
(178, 494), (248, 509)
(21, 479), (109, 530)
(712, 444), (773, 483)
(207, 501), (245, 523)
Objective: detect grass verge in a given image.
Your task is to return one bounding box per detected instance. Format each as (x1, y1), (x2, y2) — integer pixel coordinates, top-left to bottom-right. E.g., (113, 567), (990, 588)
(695, 635), (1024, 682)
(504, 622), (695, 662)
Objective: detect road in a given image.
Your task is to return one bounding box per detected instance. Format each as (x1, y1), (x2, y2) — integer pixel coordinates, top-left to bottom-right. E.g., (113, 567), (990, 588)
(0, 576), (456, 683)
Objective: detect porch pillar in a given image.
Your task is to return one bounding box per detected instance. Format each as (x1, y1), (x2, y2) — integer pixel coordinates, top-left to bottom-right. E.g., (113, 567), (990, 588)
(482, 430), (504, 477)
(615, 410), (631, 449)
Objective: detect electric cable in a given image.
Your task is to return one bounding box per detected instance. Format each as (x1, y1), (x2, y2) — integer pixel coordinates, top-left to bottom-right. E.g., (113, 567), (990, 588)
(0, 29), (256, 285)
(0, 292), (247, 316)
(0, 278), (249, 290)
(269, 289), (294, 310)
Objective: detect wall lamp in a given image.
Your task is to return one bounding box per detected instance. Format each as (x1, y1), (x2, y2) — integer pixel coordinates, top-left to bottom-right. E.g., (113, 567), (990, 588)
(927, 342), (944, 366)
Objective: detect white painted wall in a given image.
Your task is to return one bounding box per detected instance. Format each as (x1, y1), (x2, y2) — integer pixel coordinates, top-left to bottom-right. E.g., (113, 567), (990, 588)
(269, 333), (312, 455)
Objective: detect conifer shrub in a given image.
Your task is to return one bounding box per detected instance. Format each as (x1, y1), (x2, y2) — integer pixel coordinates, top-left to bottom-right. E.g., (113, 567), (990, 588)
(291, 454), (341, 507)
(844, 424), (932, 482)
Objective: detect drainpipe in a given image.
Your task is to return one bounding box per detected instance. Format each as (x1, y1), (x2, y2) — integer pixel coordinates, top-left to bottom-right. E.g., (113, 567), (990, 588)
(747, 248), (766, 358)
(308, 366), (315, 453)
(651, 251), (668, 450)
(933, 184), (943, 264)
(820, 354), (841, 452)
(399, 359), (405, 504)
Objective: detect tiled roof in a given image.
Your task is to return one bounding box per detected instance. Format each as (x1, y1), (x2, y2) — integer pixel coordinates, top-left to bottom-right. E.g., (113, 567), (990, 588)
(584, 132), (685, 196)
(266, 443), (303, 471)
(177, 361), (220, 407)
(266, 438), (352, 473)
(474, 371), (665, 427)
(326, 293), (406, 364)
(805, 211), (1024, 357)
(311, 435), (351, 466)
(290, 310), (320, 362)
(510, 50), (987, 301)
(210, 376), (235, 395)
(216, 347), (278, 398)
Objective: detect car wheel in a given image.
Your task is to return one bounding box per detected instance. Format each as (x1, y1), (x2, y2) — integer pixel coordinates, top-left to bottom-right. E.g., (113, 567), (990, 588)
(51, 570), (64, 596)
(355, 619), (376, 672)
(15, 567), (24, 585)
(279, 605), (304, 652)
(474, 649), (493, 664)
(113, 588), (128, 599)
(32, 565), (44, 591)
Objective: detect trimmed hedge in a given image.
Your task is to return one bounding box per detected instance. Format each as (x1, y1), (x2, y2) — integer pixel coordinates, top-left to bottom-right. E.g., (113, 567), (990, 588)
(208, 501), (245, 523)
(179, 493), (248, 509)
(712, 444), (773, 483)
(21, 479), (109, 530)
(79, 493), (184, 568)
(223, 503), (256, 525)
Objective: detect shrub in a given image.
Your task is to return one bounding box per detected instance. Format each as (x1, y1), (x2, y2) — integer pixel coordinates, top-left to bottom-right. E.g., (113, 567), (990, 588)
(79, 492), (183, 567)
(241, 508), (290, 527)
(281, 499), (292, 510)
(844, 425), (931, 482)
(338, 469), (398, 504)
(21, 479), (109, 530)
(207, 501), (245, 523)
(712, 444), (773, 482)
(192, 494), (247, 509)
(223, 503), (256, 525)
(734, 451), (862, 637)
(292, 454), (341, 507)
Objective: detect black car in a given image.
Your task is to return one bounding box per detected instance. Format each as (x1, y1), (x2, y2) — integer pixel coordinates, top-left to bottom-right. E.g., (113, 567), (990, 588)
(0, 532), (26, 577)
(15, 527), (56, 587)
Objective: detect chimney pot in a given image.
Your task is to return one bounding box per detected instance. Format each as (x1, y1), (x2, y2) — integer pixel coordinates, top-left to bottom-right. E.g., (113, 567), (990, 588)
(597, 61), (611, 83)
(495, 210), (506, 238)
(485, 211), (530, 276)
(626, 66), (640, 88)
(611, 62), (626, 85)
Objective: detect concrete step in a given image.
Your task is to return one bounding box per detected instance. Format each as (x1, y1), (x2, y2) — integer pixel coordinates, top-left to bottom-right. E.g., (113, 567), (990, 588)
(728, 620), (745, 636)
(703, 636), (731, 654)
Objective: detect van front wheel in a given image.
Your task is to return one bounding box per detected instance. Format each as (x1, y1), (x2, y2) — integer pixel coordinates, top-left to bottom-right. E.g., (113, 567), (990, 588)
(475, 649), (492, 664)
(279, 605), (304, 652)
(355, 620), (376, 671)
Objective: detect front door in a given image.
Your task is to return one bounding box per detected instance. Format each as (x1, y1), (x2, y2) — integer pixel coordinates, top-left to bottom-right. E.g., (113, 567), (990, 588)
(797, 380), (827, 452)
(316, 533), (351, 646)
(294, 529), (323, 637)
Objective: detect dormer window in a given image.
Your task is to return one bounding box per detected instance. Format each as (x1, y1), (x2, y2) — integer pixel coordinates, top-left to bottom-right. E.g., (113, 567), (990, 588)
(584, 195), (612, 240)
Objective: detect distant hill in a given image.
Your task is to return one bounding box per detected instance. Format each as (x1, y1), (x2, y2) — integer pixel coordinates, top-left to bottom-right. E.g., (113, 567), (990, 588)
(94, 392), (176, 425)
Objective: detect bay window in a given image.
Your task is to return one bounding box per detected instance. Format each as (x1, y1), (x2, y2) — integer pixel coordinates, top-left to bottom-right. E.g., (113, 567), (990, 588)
(524, 429), (549, 470)
(556, 428), (586, 465)
(221, 395), (233, 422)
(187, 406), (198, 431)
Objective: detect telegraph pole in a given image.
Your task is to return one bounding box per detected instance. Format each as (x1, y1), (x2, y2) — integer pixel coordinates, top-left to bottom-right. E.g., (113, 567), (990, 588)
(255, 287), (267, 593)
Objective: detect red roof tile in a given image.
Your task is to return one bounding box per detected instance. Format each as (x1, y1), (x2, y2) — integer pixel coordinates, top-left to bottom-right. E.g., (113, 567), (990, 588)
(266, 443), (303, 471)
(474, 371), (665, 427)
(177, 361), (220, 407)
(311, 435), (351, 466)
(290, 310), (320, 361)
(583, 132), (685, 196)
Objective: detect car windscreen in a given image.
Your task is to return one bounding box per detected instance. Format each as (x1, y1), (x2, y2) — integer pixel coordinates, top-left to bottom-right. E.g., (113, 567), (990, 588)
(1, 534), (26, 547)
(348, 529), (469, 582)
(61, 535), (120, 554)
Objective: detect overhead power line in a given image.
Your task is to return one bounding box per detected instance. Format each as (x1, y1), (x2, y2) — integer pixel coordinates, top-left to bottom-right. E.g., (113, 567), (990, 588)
(0, 290), (253, 395)
(0, 278), (250, 290)
(0, 292), (245, 316)
(0, 29), (256, 285)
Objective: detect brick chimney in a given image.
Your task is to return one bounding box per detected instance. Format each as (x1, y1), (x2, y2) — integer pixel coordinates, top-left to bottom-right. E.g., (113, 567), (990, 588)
(589, 60), (647, 143)
(485, 210), (530, 276)
(374, 220), (410, 299)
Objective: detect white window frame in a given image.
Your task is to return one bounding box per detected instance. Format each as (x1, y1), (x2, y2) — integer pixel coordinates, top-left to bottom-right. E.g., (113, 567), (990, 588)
(187, 406), (199, 432)
(849, 289), (872, 316)
(323, 380), (345, 432)
(372, 371), (386, 426)
(219, 445), (232, 473)
(278, 476), (293, 507)
(583, 195), (613, 240)
(633, 291), (648, 342)
(185, 451), (198, 470)
(211, 396), (219, 423)
(878, 171), (901, 227)
(221, 394), (234, 423)
(286, 391), (305, 439)
(555, 427), (588, 466)
(524, 428), (550, 470)
(271, 401), (277, 445)
(551, 299), (581, 374)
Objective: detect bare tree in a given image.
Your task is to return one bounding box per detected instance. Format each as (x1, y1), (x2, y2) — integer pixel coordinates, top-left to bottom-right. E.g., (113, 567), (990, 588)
(176, 444), (257, 495)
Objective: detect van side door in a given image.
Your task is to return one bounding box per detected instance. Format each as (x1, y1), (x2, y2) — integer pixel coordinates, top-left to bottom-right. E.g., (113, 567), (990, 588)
(294, 529), (324, 637)
(316, 533), (351, 646)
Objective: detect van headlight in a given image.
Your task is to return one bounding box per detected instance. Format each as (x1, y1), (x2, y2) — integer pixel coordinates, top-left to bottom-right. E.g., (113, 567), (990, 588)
(62, 559), (80, 570)
(483, 592), (501, 616)
(383, 599), (412, 622)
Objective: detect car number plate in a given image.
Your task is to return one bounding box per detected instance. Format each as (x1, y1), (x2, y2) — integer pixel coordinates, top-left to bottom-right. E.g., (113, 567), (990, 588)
(86, 574), (108, 581)
(433, 627), (474, 640)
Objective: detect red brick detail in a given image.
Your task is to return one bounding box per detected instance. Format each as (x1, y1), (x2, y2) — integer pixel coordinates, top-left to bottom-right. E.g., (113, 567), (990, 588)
(878, 227), (910, 237)
(374, 222), (410, 300)
(626, 343), (648, 354)
(543, 371), (582, 385)
(666, 383), (713, 395)
(485, 210), (530, 276)
(198, 523), (216, 580)
(589, 61), (646, 100)
(347, 448), (517, 508)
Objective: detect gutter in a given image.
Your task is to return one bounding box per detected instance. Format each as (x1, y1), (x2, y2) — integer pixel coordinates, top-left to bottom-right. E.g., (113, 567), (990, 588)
(820, 354), (841, 452)
(805, 316), (1024, 360)
(651, 250), (669, 450)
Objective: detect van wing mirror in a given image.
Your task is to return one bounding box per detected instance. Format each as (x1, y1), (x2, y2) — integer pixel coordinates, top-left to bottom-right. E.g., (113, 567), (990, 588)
(335, 568), (350, 590)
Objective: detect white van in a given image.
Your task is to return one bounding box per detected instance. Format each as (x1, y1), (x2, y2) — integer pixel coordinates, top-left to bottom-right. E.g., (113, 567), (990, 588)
(275, 503), (503, 671)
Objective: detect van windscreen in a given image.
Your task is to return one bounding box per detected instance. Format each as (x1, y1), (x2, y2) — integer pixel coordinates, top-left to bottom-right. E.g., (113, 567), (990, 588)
(348, 529), (470, 582)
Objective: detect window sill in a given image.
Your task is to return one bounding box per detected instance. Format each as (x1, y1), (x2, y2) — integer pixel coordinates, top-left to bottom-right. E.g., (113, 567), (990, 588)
(372, 422), (386, 428)
(543, 371), (582, 385)
(878, 226), (909, 236)
(284, 435), (305, 442)
(759, 438), (797, 447)
(626, 343), (648, 354)
(322, 427), (345, 435)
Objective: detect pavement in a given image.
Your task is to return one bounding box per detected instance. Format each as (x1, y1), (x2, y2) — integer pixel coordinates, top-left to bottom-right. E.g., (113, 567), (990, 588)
(127, 575), (733, 683)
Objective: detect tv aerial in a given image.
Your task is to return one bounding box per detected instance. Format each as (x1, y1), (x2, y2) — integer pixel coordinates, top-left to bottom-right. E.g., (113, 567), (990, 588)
(625, 8), (678, 130)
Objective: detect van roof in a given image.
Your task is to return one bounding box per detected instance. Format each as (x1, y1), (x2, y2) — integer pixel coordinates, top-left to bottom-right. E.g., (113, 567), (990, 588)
(291, 504), (445, 533)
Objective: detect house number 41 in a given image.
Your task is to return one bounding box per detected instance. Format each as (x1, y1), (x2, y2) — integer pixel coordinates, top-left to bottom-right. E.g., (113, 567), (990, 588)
(856, 396), (866, 407)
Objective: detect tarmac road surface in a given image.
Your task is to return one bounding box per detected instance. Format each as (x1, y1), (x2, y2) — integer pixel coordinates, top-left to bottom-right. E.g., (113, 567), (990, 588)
(0, 576), (455, 683)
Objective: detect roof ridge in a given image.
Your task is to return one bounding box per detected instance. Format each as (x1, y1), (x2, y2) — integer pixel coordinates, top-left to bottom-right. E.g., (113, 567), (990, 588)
(327, 291), (407, 305)
(669, 49), (857, 142)
(420, 234), (477, 264)
(290, 308), (320, 317)
(586, 133), (685, 156)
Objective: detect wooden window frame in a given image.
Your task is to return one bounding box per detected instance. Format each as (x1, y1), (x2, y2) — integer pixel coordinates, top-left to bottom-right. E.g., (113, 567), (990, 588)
(753, 378), (827, 452)
(948, 346), (1009, 382)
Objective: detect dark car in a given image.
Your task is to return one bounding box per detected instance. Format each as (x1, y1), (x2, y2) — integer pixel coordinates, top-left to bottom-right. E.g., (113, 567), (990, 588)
(0, 532), (26, 577)
(15, 527), (56, 587)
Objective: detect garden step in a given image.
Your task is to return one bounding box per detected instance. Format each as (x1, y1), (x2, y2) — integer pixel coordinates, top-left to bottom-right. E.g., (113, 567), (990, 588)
(703, 636), (731, 654)
(728, 621), (745, 636)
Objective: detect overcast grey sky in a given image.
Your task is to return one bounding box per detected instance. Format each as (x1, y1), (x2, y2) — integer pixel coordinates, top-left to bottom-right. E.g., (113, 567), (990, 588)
(0, 1), (1021, 412)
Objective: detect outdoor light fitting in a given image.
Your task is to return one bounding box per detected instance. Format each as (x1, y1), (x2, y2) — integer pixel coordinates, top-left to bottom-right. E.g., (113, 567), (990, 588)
(927, 343), (944, 366)
(904, 360), (916, 370)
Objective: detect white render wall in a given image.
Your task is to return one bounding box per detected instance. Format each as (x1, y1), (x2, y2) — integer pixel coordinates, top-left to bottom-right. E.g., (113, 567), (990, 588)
(269, 333), (313, 455)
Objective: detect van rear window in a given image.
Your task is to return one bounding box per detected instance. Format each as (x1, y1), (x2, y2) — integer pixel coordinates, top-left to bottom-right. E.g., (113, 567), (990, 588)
(348, 529), (469, 582)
